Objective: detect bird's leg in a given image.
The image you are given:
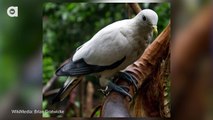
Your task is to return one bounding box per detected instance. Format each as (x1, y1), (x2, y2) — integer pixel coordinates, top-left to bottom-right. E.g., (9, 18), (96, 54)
(98, 78), (112, 96)
(117, 71), (138, 93)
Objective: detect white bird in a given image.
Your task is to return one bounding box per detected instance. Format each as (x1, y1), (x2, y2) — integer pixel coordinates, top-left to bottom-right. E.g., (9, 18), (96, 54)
(52, 9), (158, 104)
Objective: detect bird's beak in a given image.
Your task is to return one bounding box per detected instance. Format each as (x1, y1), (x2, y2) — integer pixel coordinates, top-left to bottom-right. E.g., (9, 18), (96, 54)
(152, 25), (158, 35)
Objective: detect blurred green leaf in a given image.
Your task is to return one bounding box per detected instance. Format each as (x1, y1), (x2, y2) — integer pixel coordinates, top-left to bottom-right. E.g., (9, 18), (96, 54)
(42, 111), (50, 118)
(42, 100), (48, 109)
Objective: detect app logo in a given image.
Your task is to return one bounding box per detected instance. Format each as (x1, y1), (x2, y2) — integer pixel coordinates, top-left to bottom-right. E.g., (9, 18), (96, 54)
(7, 6), (18, 17)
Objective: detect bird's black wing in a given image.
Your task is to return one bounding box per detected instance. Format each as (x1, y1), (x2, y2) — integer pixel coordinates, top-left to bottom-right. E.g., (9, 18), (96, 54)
(55, 56), (126, 76)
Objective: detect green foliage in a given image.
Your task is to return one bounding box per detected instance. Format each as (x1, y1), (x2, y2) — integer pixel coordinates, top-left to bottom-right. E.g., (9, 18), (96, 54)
(42, 100), (48, 109)
(42, 100), (50, 117)
(43, 57), (54, 84)
(154, 3), (170, 33)
(95, 109), (101, 117)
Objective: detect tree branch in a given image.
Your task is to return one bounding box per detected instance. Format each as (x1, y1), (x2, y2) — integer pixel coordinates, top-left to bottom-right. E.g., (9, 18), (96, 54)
(42, 75), (58, 94)
(42, 59), (69, 94)
(129, 3), (142, 14)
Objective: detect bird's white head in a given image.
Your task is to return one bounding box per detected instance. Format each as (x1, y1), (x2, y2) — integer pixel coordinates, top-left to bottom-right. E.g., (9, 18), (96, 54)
(134, 9), (158, 34)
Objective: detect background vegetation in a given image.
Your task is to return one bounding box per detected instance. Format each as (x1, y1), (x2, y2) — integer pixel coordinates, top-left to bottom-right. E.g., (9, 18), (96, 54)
(42, 3), (170, 117)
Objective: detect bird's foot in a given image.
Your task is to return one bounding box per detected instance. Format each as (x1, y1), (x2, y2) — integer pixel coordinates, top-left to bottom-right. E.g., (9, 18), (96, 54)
(99, 82), (132, 101)
(107, 81), (132, 101)
(117, 71), (138, 93)
(98, 86), (110, 96)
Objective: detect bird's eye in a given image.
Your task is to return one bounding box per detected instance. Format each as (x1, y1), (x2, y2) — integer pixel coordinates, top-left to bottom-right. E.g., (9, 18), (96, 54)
(142, 15), (146, 21)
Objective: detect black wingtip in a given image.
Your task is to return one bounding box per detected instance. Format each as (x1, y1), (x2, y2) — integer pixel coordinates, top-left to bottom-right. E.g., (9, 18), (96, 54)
(55, 59), (75, 76)
(55, 68), (64, 76)
(55, 64), (69, 76)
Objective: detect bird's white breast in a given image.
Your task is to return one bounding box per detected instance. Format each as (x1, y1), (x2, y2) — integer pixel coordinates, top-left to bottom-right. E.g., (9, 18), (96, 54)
(72, 17), (152, 78)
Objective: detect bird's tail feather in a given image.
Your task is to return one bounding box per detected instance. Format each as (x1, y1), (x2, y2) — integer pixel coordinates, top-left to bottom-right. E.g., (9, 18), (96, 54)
(52, 76), (82, 104)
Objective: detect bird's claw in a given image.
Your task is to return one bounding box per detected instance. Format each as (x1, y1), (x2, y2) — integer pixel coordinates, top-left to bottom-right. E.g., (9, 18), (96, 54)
(98, 86), (110, 96)
(108, 82), (132, 102)
(100, 72), (137, 102)
(118, 71), (138, 93)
